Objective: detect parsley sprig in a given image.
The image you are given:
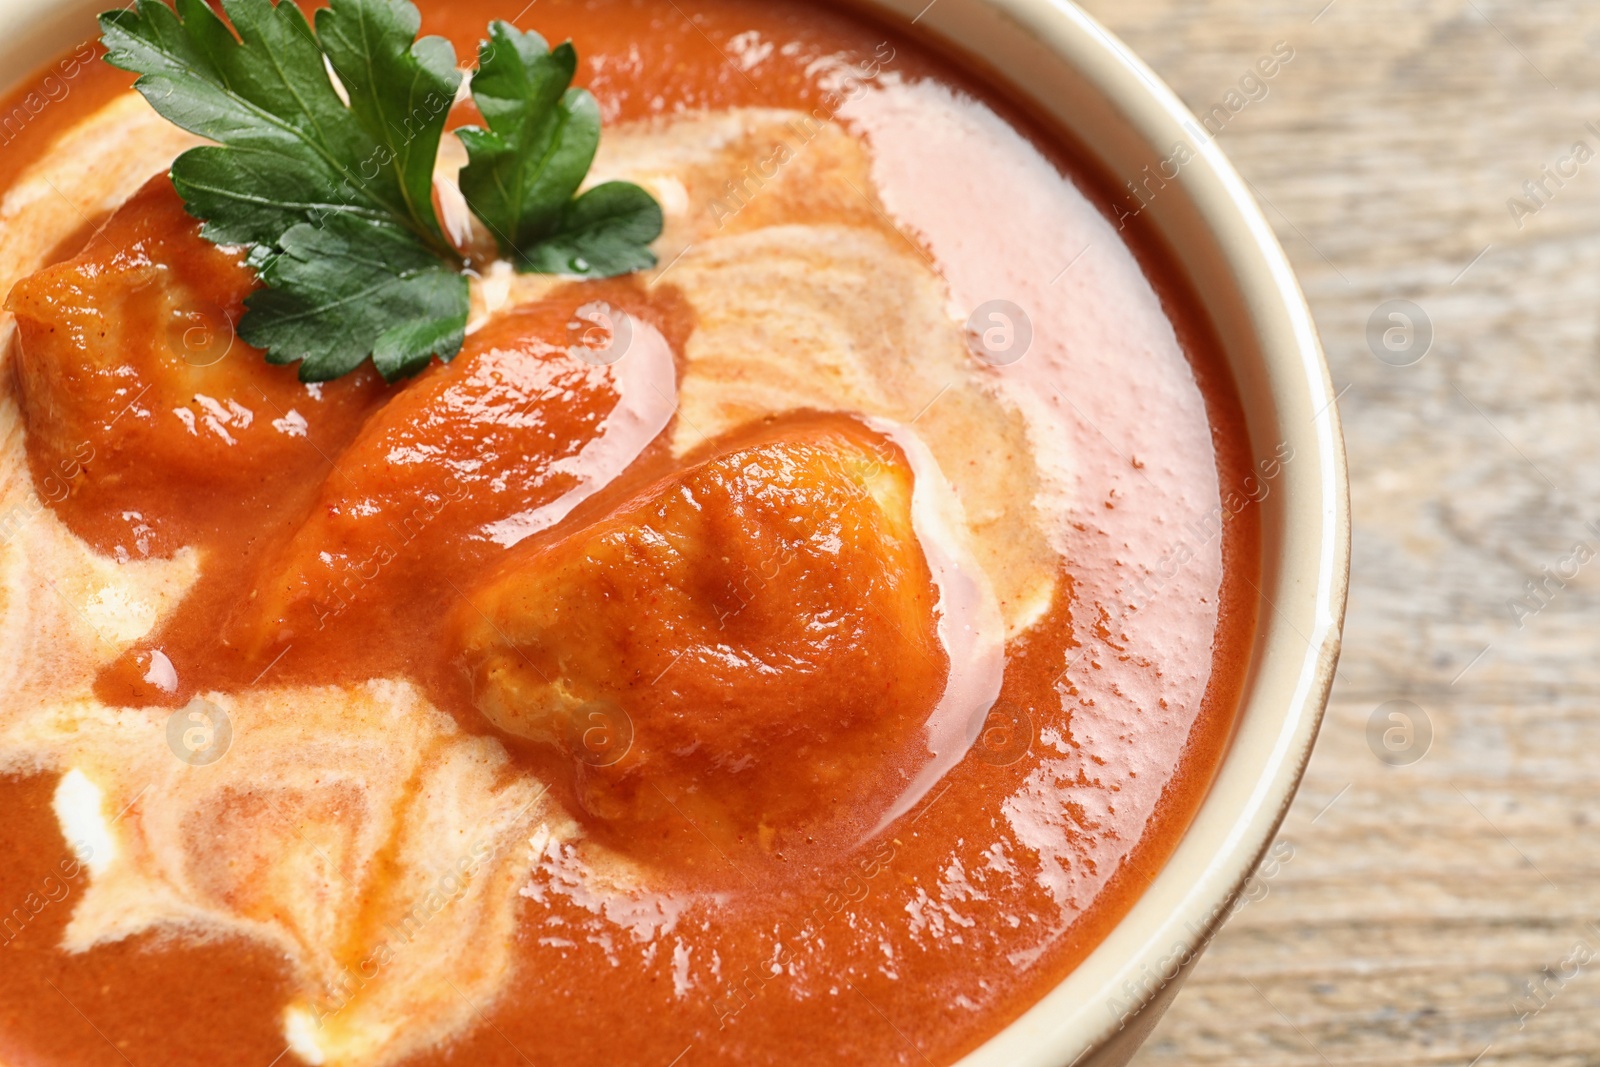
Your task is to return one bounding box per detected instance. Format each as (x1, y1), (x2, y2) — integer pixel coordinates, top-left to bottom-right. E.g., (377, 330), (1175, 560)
(99, 0), (663, 382)
(458, 23), (662, 277)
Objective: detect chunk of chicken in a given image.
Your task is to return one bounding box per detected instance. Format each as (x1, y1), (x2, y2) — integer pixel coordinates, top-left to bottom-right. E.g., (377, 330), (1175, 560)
(234, 283), (679, 656)
(4, 174), (385, 555)
(451, 414), (949, 856)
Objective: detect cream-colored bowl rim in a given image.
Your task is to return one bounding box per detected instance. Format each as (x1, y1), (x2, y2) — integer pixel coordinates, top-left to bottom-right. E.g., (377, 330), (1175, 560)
(0, 1), (1348, 1065)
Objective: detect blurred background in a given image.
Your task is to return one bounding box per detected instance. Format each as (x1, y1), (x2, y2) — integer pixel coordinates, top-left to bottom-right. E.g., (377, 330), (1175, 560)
(1062, 1), (1600, 1064)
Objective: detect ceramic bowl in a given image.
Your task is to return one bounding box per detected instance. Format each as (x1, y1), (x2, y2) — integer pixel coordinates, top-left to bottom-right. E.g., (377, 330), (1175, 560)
(0, 1), (1349, 1064)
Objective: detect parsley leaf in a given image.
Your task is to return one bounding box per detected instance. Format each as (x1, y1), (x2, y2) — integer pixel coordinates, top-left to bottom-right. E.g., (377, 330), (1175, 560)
(100, 0), (460, 255)
(97, 0), (661, 381)
(514, 181), (664, 276)
(101, 0), (467, 380)
(315, 0), (461, 250)
(244, 216), (469, 382)
(457, 22), (662, 277)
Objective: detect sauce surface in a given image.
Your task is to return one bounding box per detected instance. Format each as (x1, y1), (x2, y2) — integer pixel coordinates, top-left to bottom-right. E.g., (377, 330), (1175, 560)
(0, 2), (1260, 1065)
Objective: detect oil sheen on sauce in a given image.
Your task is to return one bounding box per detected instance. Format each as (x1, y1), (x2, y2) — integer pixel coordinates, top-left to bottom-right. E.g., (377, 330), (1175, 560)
(0, 1), (1260, 1065)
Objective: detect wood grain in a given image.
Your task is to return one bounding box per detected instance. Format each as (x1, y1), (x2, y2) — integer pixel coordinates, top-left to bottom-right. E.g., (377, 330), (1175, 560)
(1059, 1), (1600, 1063)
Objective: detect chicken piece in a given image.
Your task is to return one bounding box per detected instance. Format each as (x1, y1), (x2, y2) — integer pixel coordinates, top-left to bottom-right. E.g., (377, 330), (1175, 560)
(233, 283), (679, 656)
(451, 414), (950, 856)
(4, 174), (386, 555)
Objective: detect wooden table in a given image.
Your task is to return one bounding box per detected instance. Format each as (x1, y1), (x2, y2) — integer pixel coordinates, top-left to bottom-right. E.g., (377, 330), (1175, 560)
(1062, 1), (1600, 1063)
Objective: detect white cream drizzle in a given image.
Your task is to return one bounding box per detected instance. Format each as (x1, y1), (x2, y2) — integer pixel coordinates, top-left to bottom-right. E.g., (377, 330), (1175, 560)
(864, 417), (1006, 833)
(284, 1004), (328, 1066)
(52, 768), (115, 877)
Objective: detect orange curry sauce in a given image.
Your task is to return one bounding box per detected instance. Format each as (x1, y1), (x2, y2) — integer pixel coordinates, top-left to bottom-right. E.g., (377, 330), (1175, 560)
(0, 2), (1260, 1065)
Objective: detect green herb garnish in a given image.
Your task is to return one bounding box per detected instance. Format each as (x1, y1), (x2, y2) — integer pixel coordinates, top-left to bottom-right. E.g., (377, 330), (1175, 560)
(458, 23), (662, 278)
(98, 0), (662, 382)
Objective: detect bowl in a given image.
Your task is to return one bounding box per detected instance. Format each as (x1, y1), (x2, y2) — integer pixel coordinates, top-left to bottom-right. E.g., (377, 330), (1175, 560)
(0, 1), (1349, 1064)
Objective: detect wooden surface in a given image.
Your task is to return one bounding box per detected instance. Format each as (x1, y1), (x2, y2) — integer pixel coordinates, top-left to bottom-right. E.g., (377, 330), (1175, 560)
(1061, 1), (1600, 1064)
